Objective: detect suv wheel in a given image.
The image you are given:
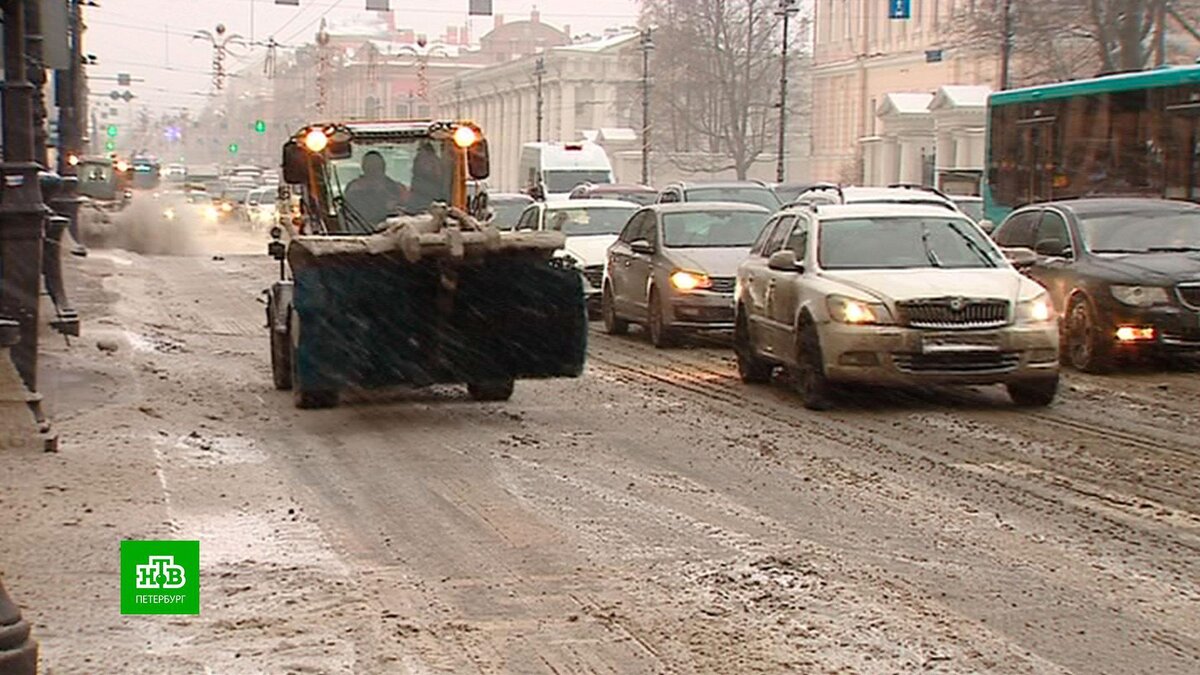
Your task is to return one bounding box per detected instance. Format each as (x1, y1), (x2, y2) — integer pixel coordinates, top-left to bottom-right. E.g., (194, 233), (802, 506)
(602, 283), (629, 335)
(734, 309), (772, 384)
(791, 320), (833, 410)
(647, 289), (676, 348)
(1065, 295), (1113, 373)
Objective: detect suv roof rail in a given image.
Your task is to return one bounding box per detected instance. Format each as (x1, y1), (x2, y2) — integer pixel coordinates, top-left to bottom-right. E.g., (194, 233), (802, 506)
(887, 183), (951, 201)
(793, 182), (845, 204)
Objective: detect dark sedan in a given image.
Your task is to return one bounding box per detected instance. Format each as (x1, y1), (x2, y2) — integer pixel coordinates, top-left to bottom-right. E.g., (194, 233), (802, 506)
(992, 198), (1200, 371)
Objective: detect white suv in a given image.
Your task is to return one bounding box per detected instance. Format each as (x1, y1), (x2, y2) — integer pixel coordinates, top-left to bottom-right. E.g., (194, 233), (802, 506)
(733, 203), (1060, 409)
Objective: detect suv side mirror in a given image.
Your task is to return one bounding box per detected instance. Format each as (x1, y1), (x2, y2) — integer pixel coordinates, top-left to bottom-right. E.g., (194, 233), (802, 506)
(1001, 246), (1038, 269)
(630, 239), (655, 255)
(767, 250), (802, 272)
(977, 219), (996, 235)
(1034, 238), (1068, 257)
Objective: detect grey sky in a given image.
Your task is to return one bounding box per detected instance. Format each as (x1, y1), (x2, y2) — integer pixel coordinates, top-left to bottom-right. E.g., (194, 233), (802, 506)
(86, 0), (640, 114)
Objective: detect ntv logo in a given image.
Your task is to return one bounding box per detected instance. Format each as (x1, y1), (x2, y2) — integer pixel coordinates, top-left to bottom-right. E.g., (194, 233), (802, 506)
(135, 555), (187, 590)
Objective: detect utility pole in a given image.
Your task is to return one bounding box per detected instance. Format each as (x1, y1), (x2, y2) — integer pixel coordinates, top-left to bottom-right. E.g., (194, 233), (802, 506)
(999, 0), (1014, 90)
(1155, 0), (1168, 67)
(640, 27), (654, 186)
(534, 56), (546, 143)
(775, 0), (799, 184)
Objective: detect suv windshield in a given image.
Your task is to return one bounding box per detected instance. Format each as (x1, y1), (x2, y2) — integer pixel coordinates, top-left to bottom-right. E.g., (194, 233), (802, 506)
(662, 210), (769, 248)
(545, 170), (612, 193)
(819, 217), (1001, 269)
(546, 206), (637, 236)
(1078, 208), (1200, 253)
(685, 187), (781, 211)
(490, 199), (531, 230)
(327, 138), (455, 232)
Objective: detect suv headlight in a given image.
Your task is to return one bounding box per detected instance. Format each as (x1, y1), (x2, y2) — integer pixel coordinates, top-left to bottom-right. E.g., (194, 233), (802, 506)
(670, 270), (712, 291)
(1110, 285), (1169, 308)
(827, 294), (892, 325)
(1017, 292), (1054, 323)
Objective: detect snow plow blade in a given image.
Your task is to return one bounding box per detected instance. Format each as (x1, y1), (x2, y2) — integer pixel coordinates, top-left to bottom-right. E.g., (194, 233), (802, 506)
(285, 208), (587, 400)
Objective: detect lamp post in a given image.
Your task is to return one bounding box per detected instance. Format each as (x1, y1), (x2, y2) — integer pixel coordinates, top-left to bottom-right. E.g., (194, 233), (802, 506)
(775, 0), (799, 183)
(534, 56), (546, 142)
(640, 27), (654, 186)
(194, 23), (245, 94)
(999, 0), (1013, 90)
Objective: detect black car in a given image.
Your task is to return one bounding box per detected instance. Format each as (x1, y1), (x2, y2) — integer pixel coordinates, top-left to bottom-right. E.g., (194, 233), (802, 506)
(992, 198), (1200, 371)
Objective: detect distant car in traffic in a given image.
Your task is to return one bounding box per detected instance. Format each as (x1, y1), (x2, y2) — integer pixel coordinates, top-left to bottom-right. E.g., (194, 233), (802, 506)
(950, 195), (984, 224)
(485, 193), (534, 231)
(734, 203), (1059, 409)
(656, 181), (782, 212)
(789, 184), (961, 214)
(602, 202), (771, 346)
(515, 199), (640, 313)
(992, 198), (1200, 372)
(246, 187), (278, 229)
(771, 182), (821, 205)
(569, 183), (658, 205)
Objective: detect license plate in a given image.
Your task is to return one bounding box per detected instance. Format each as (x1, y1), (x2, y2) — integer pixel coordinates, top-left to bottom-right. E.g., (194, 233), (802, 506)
(921, 332), (1001, 354)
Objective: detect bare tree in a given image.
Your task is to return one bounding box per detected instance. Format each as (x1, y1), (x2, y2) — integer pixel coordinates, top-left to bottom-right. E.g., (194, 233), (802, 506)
(641, 0), (805, 179)
(956, 0), (1200, 86)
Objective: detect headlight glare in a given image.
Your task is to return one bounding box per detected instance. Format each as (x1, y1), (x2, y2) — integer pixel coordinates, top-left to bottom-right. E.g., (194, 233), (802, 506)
(670, 270), (711, 291)
(1018, 292), (1054, 323)
(1110, 285), (1169, 307)
(827, 294), (890, 324)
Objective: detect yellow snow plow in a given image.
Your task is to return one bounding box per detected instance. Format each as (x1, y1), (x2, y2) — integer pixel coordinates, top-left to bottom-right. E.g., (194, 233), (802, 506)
(264, 121), (586, 408)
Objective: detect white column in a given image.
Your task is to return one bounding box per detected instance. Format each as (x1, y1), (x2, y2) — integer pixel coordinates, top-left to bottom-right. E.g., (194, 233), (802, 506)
(560, 83), (576, 142)
(898, 139), (920, 184)
(880, 137), (899, 185)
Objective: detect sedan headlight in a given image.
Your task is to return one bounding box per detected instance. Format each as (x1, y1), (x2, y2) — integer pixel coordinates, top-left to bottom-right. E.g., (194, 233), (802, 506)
(1110, 285), (1170, 308)
(162, 207), (176, 221)
(203, 205), (219, 221)
(670, 270), (712, 291)
(1017, 292), (1054, 323)
(827, 294), (892, 325)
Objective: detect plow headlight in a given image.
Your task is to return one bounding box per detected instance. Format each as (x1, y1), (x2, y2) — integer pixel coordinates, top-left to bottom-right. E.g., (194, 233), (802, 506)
(453, 126), (479, 148)
(304, 129), (329, 153)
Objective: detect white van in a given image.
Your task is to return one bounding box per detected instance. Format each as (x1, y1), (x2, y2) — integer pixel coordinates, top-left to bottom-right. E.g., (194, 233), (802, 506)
(518, 141), (615, 200)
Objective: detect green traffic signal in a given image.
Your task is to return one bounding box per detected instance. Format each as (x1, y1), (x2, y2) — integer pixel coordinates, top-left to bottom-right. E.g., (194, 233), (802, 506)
(106, 124), (118, 138)
(254, 120), (267, 134)
(105, 140), (116, 151)
(228, 143), (239, 154)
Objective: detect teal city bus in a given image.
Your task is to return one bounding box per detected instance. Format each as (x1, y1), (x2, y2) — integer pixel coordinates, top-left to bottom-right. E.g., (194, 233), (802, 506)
(983, 65), (1200, 224)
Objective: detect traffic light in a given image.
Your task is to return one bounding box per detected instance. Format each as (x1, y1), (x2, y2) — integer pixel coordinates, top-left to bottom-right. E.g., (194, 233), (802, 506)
(106, 124), (118, 138)
(104, 141), (115, 152)
(254, 119), (267, 134)
(228, 142), (239, 155)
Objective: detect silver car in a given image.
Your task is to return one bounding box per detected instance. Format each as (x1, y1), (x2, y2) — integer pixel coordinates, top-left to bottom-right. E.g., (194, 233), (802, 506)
(601, 202), (771, 347)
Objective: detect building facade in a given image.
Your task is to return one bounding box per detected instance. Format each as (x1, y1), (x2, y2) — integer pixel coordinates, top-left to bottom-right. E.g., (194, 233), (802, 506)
(810, 0), (996, 183)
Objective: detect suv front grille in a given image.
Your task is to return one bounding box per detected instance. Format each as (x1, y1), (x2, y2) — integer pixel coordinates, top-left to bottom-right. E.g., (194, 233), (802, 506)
(893, 352), (1020, 374)
(582, 265), (604, 289)
(896, 298), (1009, 330)
(709, 276), (736, 294)
(1177, 283), (1200, 310)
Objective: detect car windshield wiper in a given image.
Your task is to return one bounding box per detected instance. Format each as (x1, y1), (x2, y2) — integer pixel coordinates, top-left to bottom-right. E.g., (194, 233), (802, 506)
(1146, 245), (1200, 252)
(944, 220), (998, 267)
(920, 225), (942, 268)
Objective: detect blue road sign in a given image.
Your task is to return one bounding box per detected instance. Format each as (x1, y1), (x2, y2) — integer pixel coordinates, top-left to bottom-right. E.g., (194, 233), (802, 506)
(889, 0), (911, 20)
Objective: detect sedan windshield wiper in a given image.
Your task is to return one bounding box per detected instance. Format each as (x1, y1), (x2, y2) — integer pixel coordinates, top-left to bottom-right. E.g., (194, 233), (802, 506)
(944, 220), (998, 267)
(920, 226), (942, 268)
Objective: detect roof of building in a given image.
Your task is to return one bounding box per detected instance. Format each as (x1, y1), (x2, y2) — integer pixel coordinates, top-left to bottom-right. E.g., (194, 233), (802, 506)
(560, 31), (641, 53)
(480, 19), (570, 47)
(930, 85), (991, 110)
(877, 92), (935, 116)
